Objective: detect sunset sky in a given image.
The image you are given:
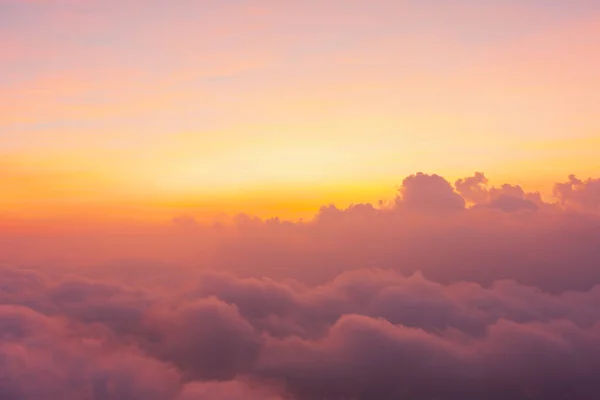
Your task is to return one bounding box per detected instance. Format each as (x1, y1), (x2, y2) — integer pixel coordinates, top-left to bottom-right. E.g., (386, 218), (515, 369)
(5, 3), (600, 399)
(2, 0), (600, 219)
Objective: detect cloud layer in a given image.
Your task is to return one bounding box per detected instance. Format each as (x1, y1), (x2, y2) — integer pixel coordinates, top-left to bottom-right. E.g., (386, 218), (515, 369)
(2, 171), (600, 399)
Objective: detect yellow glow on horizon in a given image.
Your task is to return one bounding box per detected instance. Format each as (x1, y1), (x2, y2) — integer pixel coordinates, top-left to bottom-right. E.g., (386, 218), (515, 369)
(2, 1), (600, 223)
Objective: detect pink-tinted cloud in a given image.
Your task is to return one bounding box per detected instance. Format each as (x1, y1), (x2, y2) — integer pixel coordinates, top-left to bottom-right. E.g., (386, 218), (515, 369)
(398, 172), (466, 211)
(2, 171), (600, 398)
(143, 297), (262, 381)
(0, 305), (182, 400)
(455, 172), (543, 211)
(554, 175), (600, 212)
(3, 261), (600, 399)
(455, 171), (489, 204)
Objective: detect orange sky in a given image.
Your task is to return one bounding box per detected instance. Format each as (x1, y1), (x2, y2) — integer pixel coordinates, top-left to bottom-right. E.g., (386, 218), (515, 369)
(2, 0), (600, 221)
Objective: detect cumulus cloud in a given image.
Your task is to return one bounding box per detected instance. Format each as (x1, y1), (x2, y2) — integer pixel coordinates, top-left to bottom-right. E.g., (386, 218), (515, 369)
(260, 315), (600, 400)
(3, 263), (600, 399)
(143, 297), (262, 381)
(455, 171), (489, 204)
(0, 305), (182, 400)
(3, 171), (600, 398)
(455, 172), (542, 212)
(398, 172), (466, 211)
(554, 175), (600, 211)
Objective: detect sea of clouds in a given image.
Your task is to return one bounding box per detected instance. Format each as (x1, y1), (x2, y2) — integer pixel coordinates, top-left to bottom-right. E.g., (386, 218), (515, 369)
(2, 172), (600, 399)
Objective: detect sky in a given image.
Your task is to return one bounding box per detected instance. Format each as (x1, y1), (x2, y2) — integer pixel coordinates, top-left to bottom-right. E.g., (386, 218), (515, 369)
(2, 0), (600, 220)
(4, 3), (600, 399)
